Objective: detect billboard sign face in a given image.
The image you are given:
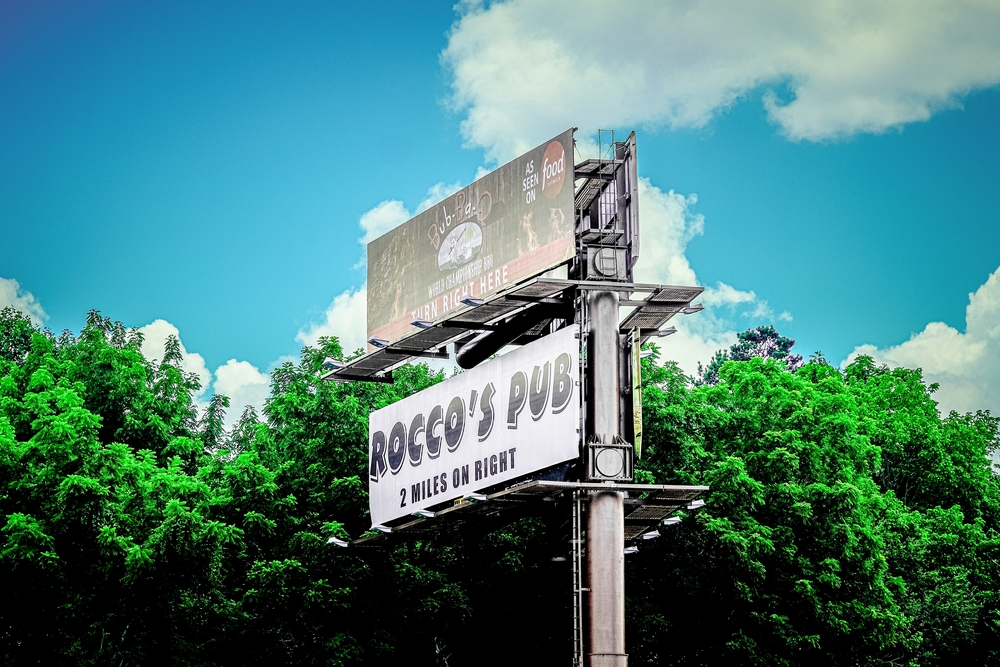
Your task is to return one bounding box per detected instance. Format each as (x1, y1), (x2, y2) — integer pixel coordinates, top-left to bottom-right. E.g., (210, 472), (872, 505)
(367, 129), (575, 343)
(367, 325), (580, 527)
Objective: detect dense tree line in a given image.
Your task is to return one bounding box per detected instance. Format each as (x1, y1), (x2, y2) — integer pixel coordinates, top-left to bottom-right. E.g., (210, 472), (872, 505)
(1, 306), (998, 665)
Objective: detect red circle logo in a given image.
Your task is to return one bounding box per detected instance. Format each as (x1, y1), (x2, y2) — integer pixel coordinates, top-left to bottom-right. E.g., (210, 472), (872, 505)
(541, 140), (566, 200)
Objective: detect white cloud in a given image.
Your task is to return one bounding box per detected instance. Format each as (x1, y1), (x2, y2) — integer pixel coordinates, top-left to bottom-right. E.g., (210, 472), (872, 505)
(444, 0), (1000, 161)
(138, 319), (212, 400)
(213, 359), (271, 428)
(313, 182), (470, 356)
(139, 320), (276, 427)
(296, 285), (368, 357)
(628, 180), (746, 374)
(359, 183), (467, 246)
(843, 266), (1000, 415)
(778, 311), (793, 322)
(0, 276), (46, 324)
(417, 181), (464, 213)
(703, 282), (757, 307)
(632, 180), (703, 287)
(743, 300), (775, 320)
(359, 200), (411, 245)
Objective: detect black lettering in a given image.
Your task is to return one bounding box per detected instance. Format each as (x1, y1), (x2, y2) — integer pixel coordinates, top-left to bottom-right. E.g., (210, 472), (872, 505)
(475, 460), (483, 480)
(440, 472), (447, 493)
(469, 389), (478, 416)
(478, 382), (496, 441)
(426, 405), (444, 458)
(369, 430), (387, 481)
(507, 371), (527, 429)
(509, 447), (516, 468)
(529, 362), (551, 421)
(400, 488), (406, 507)
(444, 396), (466, 452)
(453, 468), (460, 488)
(551, 352), (573, 414)
(490, 454), (498, 475)
(499, 450), (507, 472)
(434, 475), (440, 495)
(407, 413), (425, 466)
(387, 422), (406, 474)
(461, 465), (469, 485)
(411, 483), (421, 504)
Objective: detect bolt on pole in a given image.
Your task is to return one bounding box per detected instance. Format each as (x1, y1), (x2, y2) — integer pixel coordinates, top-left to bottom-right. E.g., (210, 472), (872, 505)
(585, 290), (627, 667)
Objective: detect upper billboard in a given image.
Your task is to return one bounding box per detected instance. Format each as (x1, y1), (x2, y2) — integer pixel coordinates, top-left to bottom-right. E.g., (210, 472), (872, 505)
(367, 129), (575, 343)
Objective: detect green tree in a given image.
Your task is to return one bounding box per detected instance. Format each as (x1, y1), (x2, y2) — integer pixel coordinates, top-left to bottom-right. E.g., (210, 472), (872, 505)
(698, 325), (804, 385)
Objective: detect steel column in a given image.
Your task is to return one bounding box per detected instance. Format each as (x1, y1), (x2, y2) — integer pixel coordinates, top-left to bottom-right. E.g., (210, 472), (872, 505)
(585, 290), (627, 667)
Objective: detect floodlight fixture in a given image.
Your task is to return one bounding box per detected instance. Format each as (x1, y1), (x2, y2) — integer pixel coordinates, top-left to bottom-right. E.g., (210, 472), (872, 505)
(412, 509), (435, 519)
(641, 530), (660, 540)
(466, 492), (488, 502)
(373, 525), (392, 534)
(411, 318), (434, 329)
(686, 499), (706, 510)
(682, 303), (704, 315)
(327, 536), (349, 547)
(623, 546), (639, 555)
(655, 327), (677, 337)
(662, 517), (682, 526)
(551, 556), (567, 562)
(368, 336), (390, 349)
(322, 358), (346, 371)
(460, 296), (484, 308)
(639, 349), (654, 359)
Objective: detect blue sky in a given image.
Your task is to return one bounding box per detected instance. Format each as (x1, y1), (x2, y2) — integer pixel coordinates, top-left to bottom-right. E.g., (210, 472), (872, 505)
(2, 0), (999, 422)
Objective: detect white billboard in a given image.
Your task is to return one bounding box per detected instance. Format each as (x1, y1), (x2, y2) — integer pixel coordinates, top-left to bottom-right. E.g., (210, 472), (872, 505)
(367, 325), (580, 527)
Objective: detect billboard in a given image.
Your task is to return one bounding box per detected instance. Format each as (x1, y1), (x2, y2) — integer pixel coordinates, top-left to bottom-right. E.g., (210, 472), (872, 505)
(367, 325), (580, 526)
(367, 129), (575, 344)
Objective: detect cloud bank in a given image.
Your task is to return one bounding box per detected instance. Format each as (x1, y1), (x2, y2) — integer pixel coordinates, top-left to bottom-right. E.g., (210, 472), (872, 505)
(445, 0), (1000, 161)
(304, 182), (466, 358)
(138, 320), (274, 427)
(296, 285), (368, 357)
(845, 266), (1000, 416)
(0, 276), (47, 324)
(213, 359), (271, 422)
(138, 320), (213, 398)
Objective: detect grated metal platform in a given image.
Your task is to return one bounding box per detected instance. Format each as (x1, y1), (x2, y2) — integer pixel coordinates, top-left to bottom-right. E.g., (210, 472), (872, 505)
(351, 479), (709, 546)
(322, 277), (704, 383)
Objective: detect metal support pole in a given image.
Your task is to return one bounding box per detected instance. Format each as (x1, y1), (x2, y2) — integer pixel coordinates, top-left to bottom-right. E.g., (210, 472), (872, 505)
(585, 290), (627, 667)
(572, 490), (585, 667)
(587, 491), (626, 667)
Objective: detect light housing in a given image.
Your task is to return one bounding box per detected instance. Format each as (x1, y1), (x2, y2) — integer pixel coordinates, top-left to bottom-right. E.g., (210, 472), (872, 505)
(623, 546), (639, 555)
(322, 357), (346, 371)
(327, 536), (349, 547)
(641, 530), (660, 540)
(460, 296), (484, 308)
(655, 326), (677, 337)
(368, 336), (390, 349)
(411, 318), (434, 329)
(682, 303), (704, 315)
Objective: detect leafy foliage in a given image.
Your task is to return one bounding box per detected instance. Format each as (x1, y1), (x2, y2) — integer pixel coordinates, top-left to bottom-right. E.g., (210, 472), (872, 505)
(698, 324), (804, 385)
(0, 313), (998, 666)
